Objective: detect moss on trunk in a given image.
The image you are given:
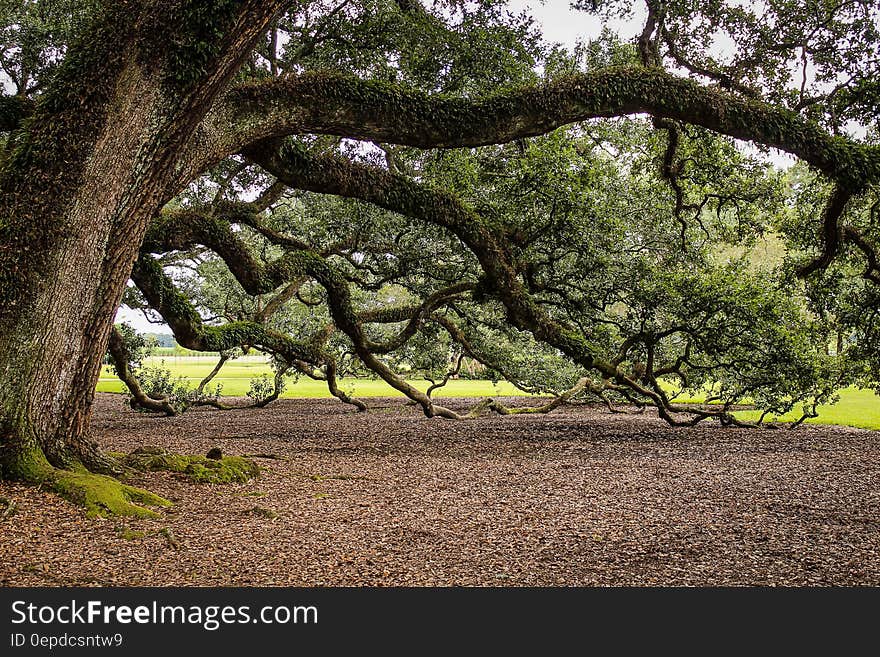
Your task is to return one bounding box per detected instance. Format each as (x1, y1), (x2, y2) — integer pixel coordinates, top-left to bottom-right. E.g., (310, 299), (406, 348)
(2, 420), (170, 517)
(0, 440), (47, 483)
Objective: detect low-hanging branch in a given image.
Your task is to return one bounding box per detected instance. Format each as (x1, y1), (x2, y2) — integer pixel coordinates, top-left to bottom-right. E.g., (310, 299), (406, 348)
(467, 377), (591, 418)
(129, 256), (372, 412)
(430, 312), (630, 413)
(429, 312), (562, 397)
(140, 210), (465, 418)
(143, 205), (475, 356)
(425, 352), (464, 399)
(136, 152), (836, 428)
(130, 254), (321, 363)
(247, 141), (764, 427)
(107, 326), (178, 417)
(188, 351), (233, 411)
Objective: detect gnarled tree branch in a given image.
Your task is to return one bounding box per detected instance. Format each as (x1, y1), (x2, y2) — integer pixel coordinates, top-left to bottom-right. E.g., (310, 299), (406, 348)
(193, 68), (880, 191)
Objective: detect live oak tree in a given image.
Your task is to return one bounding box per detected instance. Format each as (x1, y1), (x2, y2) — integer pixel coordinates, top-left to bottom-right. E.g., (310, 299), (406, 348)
(147, 118), (845, 424)
(1, 0), (878, 514)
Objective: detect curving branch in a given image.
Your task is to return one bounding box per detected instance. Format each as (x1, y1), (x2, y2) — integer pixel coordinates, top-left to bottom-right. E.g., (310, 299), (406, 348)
(660, 28), (760, 99)
(144, 203), (474, 355)
(323, 359), (368, 412)
(194, 68), (880, 191)
(637, 0), (664, 68)
(469, 376), (591, 417)
(246, 141), (765, 426)
(653, 117), (701, 249)
(796, 185), (852, 278)
(250, 362), (290, 408)
(141, 207), (462, 418)
(245, 141), (617, 373)
(425, 352), (464, 399)
(360, 282), (474, 354)
(255, 279), (306, 323)
(843, 227), (880, 285)
(293, 252), (462, 419)
(187, 351), (234, 410)
(107, 326), (178, 416)
(130, 254), (321, 363)
(429, 313), (552, 396)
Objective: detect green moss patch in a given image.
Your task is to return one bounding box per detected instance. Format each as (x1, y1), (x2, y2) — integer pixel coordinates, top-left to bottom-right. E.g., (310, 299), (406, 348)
(122, 447), (259, 484)
(115, 525), (148, 541)
(50, 470), (171, 519)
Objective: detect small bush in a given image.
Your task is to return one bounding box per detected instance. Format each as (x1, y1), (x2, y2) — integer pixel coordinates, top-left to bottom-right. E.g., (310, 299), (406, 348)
(136, 362), (223, 412)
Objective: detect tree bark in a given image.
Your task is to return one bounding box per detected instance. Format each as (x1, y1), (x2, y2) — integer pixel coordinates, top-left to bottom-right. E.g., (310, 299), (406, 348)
(0, 53), (172, 476)
(0, 1), (283, 481)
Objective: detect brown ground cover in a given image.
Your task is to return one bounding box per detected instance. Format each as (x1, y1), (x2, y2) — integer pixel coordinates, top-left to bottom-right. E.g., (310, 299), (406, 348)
(2, 393), (878, 586)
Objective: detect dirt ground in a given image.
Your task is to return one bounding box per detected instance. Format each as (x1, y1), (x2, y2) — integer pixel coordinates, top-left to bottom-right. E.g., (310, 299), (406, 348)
(1, 393), (879, 586)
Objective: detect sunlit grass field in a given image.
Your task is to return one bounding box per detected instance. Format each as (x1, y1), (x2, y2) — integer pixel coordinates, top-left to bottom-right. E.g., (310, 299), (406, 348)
(732, 388), (880, 431)
(97, 356), (880, 430)
(97, 355), (525, 399)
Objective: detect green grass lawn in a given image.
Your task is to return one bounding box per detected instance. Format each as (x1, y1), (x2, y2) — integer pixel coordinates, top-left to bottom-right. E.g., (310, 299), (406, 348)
(97, 356), (525, 399)
(732, 387), (880, 431)
(97, 356), (880, 430)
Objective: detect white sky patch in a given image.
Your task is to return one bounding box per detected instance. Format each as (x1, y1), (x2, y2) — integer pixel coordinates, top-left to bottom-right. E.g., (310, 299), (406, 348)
(506, 1), (796, 169)
(506, 1), (645, 46)
(116, 305), (163, 332)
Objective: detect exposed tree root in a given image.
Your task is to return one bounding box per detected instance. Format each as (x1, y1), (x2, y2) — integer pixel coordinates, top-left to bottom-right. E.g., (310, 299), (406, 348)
(5, 439), (259, 518)
(119, 446), (260, 484)
(46, 447), (258, 518)
(50, 467), (172, 519)
(1, 437), (171, 518)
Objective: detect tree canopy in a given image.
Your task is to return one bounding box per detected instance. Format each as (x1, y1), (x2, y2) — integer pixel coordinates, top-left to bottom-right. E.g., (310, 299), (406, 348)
(1, 0), (879, 493)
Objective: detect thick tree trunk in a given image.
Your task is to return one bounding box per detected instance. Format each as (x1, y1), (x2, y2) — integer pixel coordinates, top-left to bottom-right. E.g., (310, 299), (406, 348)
(0, 2), (283, 482)
(0, 62), (176, 478)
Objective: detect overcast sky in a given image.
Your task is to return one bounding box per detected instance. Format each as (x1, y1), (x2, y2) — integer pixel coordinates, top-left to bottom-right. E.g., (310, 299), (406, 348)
(507, 0), (644, 45)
